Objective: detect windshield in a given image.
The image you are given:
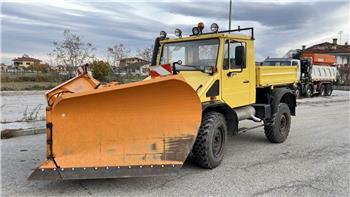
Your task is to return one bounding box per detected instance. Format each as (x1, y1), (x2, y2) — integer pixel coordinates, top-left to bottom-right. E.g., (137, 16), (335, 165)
(160, 39), (219, 71)
(264, 61), (291, 66)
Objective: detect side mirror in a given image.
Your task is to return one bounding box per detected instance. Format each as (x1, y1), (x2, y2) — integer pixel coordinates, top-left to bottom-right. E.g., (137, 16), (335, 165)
(172, 60), (182, 74)
(235, 46), (245, 67)
(176, 60), (182, 65)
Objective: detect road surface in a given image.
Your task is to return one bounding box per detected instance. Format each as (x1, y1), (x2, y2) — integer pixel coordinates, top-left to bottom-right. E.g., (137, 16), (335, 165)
(1, 100), (349, 196)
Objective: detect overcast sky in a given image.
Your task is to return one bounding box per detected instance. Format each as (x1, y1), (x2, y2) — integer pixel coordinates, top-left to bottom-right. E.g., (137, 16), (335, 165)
(1, 0), (349, 64)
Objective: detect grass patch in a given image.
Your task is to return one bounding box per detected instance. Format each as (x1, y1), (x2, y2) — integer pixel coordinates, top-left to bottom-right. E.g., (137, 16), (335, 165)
(1, 72), (70, 83)
(0, 72), (147, 91)
(1, 82), (58, 91)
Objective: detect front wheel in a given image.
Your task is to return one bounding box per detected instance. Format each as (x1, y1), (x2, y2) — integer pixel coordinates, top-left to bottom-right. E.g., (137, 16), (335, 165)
(264, 103), (291, 143)
(192, 112), (227, 169)
(305, 85), (313, 98)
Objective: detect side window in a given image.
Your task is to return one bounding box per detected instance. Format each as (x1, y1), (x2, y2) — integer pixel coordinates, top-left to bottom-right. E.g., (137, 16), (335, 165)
(292, 61), (298, 66)
(223, 40), (246, 70)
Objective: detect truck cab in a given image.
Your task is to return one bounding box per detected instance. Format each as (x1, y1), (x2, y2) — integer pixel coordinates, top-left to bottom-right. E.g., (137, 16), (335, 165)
(158, 32), (256, 108)
(150, 23), (297, 169)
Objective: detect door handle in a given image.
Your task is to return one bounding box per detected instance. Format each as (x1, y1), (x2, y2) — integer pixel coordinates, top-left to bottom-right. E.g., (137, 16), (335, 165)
(243, 80), (250, 83)
(227, 72), (236, 77)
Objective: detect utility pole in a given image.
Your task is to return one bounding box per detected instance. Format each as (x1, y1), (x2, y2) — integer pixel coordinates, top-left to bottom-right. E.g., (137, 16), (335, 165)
(228, 0), (232, 31)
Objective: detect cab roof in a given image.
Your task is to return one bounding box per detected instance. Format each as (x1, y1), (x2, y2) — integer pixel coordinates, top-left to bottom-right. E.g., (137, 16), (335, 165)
(160, 27), (255, 44)
(161, 33), (252, 44)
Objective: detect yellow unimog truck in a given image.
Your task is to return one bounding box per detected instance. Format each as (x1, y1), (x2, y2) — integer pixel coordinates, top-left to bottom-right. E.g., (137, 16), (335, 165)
(29, 23), (298, 180)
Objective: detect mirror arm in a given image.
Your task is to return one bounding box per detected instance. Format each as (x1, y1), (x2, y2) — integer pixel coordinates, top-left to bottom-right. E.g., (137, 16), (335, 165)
(172, 62), (177, 74)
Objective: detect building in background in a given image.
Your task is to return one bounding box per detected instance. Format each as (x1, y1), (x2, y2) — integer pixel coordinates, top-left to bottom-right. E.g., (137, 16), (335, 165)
(118, 57), (147, 67)
(303, 38), (350, 66)
(1, 63), (24, 72)
(112, 57), (150, 76)
(114, 61), (150, 76)
(111, 57), (148, 71)
(12, 54), (42, 68)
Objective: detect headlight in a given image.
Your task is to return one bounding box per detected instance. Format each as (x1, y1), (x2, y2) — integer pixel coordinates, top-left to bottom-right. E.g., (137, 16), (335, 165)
(192, 27), (200, 35)
(175, 28), (182, 38)
(210, 23), (219, 33)
(160, 31), (167, 39)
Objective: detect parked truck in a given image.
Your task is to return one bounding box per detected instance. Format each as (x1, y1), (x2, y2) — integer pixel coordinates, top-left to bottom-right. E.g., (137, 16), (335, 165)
(30, 23), (298, 180)
(263, 53), (337, 97)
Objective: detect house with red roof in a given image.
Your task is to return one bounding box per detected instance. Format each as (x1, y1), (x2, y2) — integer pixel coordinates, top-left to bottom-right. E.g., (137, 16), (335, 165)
(303, 38), (350, 66)
(12, 54), (41, 68)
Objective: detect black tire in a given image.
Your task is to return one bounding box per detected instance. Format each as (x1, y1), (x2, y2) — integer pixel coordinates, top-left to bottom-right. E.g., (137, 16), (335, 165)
(295, 87), (301, 99)
(325, 84), (333, 96)
(264, 103), (291, 143)
(192, 112), (227, 169)
(305, 85), (313, 98)
(320, 84), (326, 96)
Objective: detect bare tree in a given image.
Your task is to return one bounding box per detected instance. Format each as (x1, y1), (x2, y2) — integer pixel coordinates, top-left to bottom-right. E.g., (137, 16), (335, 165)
(52, 30), (95, 69)
(136, 45), (153, 62)
(107, 43), (130, 67)
(47, 52), (54, 67)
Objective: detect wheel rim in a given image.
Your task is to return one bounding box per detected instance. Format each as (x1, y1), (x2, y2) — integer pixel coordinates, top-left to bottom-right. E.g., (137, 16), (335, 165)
(279, 114), (287, 134)
(212, 127), (224, 158)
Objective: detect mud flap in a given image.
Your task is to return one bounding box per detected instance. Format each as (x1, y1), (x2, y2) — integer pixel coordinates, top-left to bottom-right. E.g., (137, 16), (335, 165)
(30, 75), (202, 180)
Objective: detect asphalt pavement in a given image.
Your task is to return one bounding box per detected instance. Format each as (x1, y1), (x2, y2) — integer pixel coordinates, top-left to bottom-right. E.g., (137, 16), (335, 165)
(1, 99), (349, 196)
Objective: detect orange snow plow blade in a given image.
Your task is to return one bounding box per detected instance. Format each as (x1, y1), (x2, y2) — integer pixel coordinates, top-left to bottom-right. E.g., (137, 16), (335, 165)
(29, 74), (202, 180)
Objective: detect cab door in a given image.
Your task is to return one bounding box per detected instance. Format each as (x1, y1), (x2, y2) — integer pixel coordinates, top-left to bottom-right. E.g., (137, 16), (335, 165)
(221, 40), (250, 108)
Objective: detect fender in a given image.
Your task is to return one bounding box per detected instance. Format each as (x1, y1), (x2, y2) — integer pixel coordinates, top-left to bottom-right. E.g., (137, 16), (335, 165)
(271, 88), (296, 116)
(202, 101), (238, 134)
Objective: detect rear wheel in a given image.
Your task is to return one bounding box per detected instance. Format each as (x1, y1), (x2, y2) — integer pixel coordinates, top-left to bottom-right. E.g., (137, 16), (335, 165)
(320, 84), (326, 96)
(325, 84), (333, 96)
(192, 112), (227, 169)
(264, 103), (291, 143)
(305, 85), (313, 98)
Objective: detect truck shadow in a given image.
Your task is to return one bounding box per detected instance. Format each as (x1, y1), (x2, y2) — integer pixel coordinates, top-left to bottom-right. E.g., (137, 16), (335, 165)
(229, 129), (268, 144)
(29, 129), (270, 194)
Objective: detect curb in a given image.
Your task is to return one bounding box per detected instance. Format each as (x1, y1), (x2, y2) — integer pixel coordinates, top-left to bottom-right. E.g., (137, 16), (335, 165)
(334, 86), (350, 91)
(297, 98), (350, 105)
(1, 128), (45, 139)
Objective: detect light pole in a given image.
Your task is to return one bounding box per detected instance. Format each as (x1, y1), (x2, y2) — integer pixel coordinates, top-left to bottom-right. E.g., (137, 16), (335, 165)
(228, 0), (232, 31)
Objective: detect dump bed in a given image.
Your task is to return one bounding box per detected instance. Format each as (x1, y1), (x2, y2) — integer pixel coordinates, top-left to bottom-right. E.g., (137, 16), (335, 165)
(256, 66), (298, 87)
(311, 65), (337, 82)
